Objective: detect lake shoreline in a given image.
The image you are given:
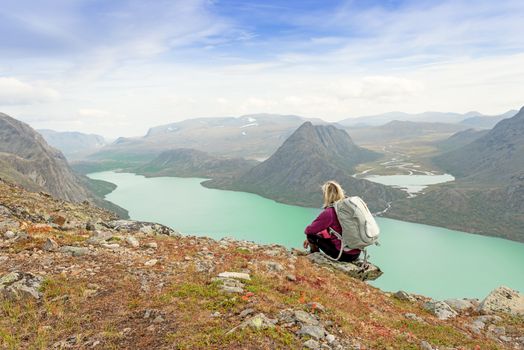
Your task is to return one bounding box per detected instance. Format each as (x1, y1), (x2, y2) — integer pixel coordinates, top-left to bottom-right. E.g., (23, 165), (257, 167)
(86, 171), (524, 300)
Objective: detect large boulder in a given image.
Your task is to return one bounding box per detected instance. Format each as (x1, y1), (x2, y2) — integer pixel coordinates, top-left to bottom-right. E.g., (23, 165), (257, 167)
(478, 286), (524, 316)
(306, 252), (382, 281)
(0, 271), (43, 300)
(424, 301), (458, 320)
(104, 220), (180, 237)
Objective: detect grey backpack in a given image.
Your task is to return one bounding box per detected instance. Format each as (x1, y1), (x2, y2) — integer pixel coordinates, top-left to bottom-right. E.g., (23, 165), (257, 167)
(329, 196), (380, 261)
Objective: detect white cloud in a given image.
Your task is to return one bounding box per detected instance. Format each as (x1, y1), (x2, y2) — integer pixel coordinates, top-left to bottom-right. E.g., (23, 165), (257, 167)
(77, 108), (111, 118)
(0, 77), (60, 105)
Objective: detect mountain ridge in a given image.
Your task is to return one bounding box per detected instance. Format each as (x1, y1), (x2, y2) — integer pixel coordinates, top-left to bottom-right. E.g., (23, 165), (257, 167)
(205, 122), (405, 211)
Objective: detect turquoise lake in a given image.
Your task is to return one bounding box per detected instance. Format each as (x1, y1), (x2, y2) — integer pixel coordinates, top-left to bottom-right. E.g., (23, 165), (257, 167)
(88, 171), (524, 300)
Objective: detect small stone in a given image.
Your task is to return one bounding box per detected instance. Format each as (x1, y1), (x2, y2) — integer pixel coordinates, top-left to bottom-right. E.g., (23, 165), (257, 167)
(264, 261), (284, 272)
(239, 308), (255, 318)
(86, 231), (114, 245)
(145, 242), (158, 249)
(420, 341), (433, 350)
(101, 243), (120, 249)
(4, 231), (15, 239)
(404, 313), (425, 323)
(424, 301), (458, 320)
(307, 302), (326, 313)
(60, 246), (89, 257)
(211, 311), (221, 317)
(85, 222), (96, 231)
(14, 232), (30, 241)
(294, 310), (319, 325)
(144, 259), (158, 267)
(125, 236), (140, 248)
(394, 290), (416, 302)
(487, 325), (505, 336)
(303, 339), (320, 349)
(286, 274), (297, 282)
(221, 285), (244, 294)
(218, 272), (251, 280)
(152, 315), (164, 324)
(468, 319), (485, 334)
(236, 313), (276, 332)
(298, 325), (325, 340)
(326, 334), (336, 344)
(43, 238), (59, 252)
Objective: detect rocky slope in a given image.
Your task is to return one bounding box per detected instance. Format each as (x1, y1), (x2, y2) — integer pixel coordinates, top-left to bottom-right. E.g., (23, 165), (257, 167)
(433, 106), (524, 183)
(135, 148), (259, 179)
(0, 113), (91, 203)
(38, 129), (106, 160)
(0, 113), (128, 218)
(388, 107), (524, 242)
(436, 129), (490, 152)
(1, 178), (523, 349)
(205, 122), (405, 212)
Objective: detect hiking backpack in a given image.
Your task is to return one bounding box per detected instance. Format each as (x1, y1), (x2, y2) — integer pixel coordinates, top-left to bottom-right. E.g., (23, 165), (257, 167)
(329, 196), (380, 261)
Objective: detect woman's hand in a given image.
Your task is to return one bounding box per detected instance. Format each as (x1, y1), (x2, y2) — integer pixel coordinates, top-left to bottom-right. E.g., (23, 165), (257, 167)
(303, 239), (309, 249)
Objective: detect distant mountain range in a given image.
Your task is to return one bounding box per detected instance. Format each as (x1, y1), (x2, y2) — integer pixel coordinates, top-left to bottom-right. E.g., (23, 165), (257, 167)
(204, 122), (405, 211)
(136, 148), (259, 178)
(38, 129), (106, 160)
(347, 120), (470, 146)
(88, 114), (328, 162)
(436, 129), (490, 152)
(339, 110), (517, 128)
(388, 107), (524, 242)
(0, 113), (127, 217)
(459, 110), (518, 129)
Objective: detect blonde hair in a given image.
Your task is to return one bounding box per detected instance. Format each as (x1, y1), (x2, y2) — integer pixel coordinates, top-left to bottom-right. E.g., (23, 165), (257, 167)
(322, 180), (345, 208)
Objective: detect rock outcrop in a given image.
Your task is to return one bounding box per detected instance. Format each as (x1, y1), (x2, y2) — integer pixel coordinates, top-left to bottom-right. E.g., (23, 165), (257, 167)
(478, 286), (524, 316)
(306, 252), (383, 281)
(0, 271), (43, 300)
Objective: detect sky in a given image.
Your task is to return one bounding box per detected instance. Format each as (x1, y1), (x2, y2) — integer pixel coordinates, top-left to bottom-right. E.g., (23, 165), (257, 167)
(0, 0), (523, 138)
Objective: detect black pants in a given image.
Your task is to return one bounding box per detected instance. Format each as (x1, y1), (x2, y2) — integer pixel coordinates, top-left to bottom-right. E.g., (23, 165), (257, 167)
(307, 235), (360, 262)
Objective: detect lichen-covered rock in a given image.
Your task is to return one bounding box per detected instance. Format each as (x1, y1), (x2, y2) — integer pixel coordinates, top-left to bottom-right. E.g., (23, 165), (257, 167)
(104, 220), (180, 237)
(297, 325), (326, 339)
(444, 298), (475, 312)
(0, 271), (43, 300)
(217, 272), (251, 280)
(86, 231), (114, 245)
(306, 252), (382, 281)
(478, 286), (524, 316)
(43, 237), (59, 252)
(226, 313), (277, 335)
(423, 301), (458, 320)
(60, 246), (89, 257)
(394, 290), (417, 302)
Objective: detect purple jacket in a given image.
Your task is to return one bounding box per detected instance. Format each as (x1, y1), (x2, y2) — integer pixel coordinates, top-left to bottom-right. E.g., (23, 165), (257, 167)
(305, 207), (360, 254)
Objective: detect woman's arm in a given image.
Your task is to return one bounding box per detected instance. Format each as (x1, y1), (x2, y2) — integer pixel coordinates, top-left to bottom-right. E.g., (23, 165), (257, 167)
(304, 208), (333, 235)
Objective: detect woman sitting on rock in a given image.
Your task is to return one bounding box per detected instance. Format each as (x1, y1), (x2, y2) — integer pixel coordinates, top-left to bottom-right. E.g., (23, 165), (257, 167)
(303, 180), (361, 262)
